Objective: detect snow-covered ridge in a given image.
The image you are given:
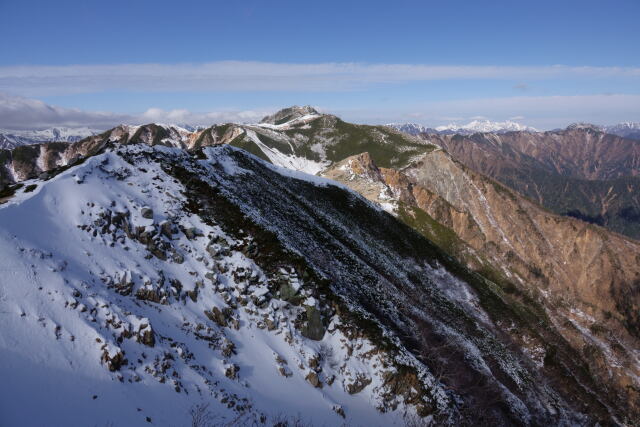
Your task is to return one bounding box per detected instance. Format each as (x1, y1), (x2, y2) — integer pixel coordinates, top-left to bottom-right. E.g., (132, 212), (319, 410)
(565, 122), (602, 131)
(605, 121), (640, 130)
(386, 120), (537, 136)
(435, 120), (538, 134)
(603, 122), (640, 139)
(0, 146), (417, 426)
(385, 123), (432, 135)
(0, 126), (102, 149)
(255, 113), (321, 130)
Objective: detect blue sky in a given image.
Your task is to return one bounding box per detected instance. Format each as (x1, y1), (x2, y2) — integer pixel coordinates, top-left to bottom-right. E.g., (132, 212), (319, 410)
(1, 0), (639, 129)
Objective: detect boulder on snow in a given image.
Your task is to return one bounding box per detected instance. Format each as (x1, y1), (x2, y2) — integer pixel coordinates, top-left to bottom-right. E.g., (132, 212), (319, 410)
(136, 323), (155, 347)
(140, 207), (153, 219)
(301, 305), (325, 340)
(225, 364), (239, 380)
(346, 373), (372, 394)
(101, 349), (127, 372)
(305, 371), (322, 388)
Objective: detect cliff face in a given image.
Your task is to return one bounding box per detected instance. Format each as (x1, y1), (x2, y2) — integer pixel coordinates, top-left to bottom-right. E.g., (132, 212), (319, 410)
(323, 149), (640, 422)
(419, 128), (640, 239)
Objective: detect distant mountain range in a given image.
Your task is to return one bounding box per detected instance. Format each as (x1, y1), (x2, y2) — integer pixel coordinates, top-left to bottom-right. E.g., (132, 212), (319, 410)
(1, 120), (637, 152)
(387, 120), (640, 139)
(387, 120), (537, 135)
(0, 126), (102, 149)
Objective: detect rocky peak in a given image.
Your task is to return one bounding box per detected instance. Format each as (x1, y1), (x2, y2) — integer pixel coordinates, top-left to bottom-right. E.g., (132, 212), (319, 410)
(260, 106), (320, 125)
(337, 152), (382, 181)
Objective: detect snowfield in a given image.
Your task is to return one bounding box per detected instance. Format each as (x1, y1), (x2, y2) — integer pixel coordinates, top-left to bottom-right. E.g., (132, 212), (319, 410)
(0, 147), (411, 426)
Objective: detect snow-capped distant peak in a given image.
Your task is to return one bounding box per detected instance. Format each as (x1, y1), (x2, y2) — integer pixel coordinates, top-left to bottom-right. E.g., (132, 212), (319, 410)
(385, 123), (431, 135)
(602, 122), (640, 140)
(435, 120), (537, 134)
(565, 122), (602, 131)
(0, 127), (102, 149)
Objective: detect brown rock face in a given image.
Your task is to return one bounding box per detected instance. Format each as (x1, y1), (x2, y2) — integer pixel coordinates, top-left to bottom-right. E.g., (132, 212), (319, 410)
(425, 128), (640, 181)
(323, 150), (640, 420)
(418, 128), (640, 239)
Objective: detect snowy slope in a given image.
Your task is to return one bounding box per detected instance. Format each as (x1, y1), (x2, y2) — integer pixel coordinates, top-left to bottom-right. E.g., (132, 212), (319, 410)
(0, 142), (591, 425)
(0, 147), (416, 426)
(244, 129), (330, 175)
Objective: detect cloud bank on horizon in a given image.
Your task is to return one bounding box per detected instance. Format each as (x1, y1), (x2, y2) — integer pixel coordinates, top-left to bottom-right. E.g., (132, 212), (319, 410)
(2, 89), (639, 132)
(0, 92), (270, 131)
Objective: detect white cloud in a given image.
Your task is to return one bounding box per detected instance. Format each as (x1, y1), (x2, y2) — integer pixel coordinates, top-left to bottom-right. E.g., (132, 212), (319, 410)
(2, 92), (639, 131)
(0, 93), (268, 130)
(0, 61), (638, 96)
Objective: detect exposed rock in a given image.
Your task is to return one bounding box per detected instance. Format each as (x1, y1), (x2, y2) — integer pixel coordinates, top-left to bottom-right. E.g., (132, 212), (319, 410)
(101, 349), (127, 372)
(225, 364), (239, 380)
(421, 129), (640, 239)
(305, 371), (322, 388)
(187, 288), (198, 302)
(137, 324), (155, 347)
(324, 150), (640, 419)
(140, 207), (153, 219)
(301, 305), (324, 341)
(346, 373), (372, 395)
(182, 226), (203, 240)
(159, 221), (173, 238)
(205, 306), (234, 328)
(221, 340), (236, 358)
(136, 287), (161, 303)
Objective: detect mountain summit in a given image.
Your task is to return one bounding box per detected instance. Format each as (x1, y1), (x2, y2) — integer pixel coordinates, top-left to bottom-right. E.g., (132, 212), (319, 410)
(259, 105), (320, 125)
